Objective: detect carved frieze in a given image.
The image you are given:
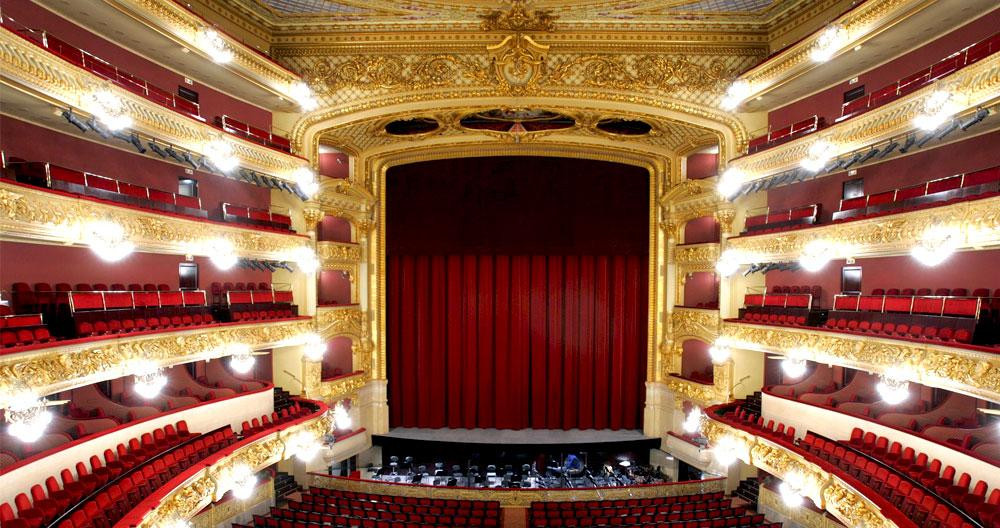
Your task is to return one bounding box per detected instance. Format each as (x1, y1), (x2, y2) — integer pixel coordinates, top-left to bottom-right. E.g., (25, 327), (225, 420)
(316, 306), (368, 340)
(317, 241), (362, 266)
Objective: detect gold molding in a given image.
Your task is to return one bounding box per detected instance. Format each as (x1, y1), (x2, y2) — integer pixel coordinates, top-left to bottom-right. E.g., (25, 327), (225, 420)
(317, 241), (362, 266)
(671, 307), (721, 344)
(0, 319), (314, 403)
(729, 50), (1000, 182)
(675, 243), (721, 269)
(309, 472), (725, 508)
(758, 486), (844, 528)
(315, 305), (368, 341)
(665, 374), (729, 409)
(0, 181), (310, 261)
(722, 321), (1000, 403)
(305, 369), (370, 404)
(703, 418), (900, 528)
(191, 480), (274, 528)
(0, 27), (308, 182)
(131, 410), (333, 528)
(724, 195), (1000, 263)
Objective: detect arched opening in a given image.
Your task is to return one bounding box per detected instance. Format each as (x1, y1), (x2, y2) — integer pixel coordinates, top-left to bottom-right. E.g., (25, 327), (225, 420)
(322, 336), (355, 380)
(318, 270), (352, 306)
(680, 339), (714, 385)
(318, 144), (349, 179)
(681, 271), (719, 309)
(684, 145), (719, 181)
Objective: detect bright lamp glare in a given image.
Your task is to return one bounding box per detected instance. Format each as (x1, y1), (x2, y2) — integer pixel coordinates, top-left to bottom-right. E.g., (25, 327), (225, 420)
(205, 138), (239, 173)
(799, 239), (834, 272)
(720, 80), (751, 111)
(292, 246), (320, 273)
(779, 481), (804, 508)
(290, 82), (318, 111)
(708, 339), (731, 364)
(198, 28), (232, 64)
(800, 139), (837, 172)
(230, 466), (257, 500)
(716, 167), (745, 198)
(781, 357), (808, 379)
(229, 350), (255, 374)
(133, 363), (167, 399)
(877, 370), (910, 405)
(292, 432), (322, 461)
(293, 167), (320, 198)
(911, 225), (959, 266)
(713, 436), (739, 467)
(5, 391), (53, 443)
(715, 249), (743, 277)
(89, 89), (132, 131)
(208, 238), (238, 270)
(85, 220), (134, 262)
(914, 90), (958, 131)
(810, 24), (848, 62)
(302, 333), (326, 361)
(334, 401), (353, 430)
(682, 407), (703, 434)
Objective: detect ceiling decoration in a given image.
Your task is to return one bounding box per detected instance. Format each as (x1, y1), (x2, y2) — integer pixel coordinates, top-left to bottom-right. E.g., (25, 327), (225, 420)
(384, 118), (442, 136)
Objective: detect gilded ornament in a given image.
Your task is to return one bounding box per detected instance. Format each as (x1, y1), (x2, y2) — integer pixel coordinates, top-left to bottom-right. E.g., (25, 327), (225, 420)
(479, 0), (557, 33)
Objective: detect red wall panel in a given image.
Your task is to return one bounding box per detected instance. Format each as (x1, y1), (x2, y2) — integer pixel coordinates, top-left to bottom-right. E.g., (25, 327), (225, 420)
(683, 216), (720, 244)
(317, 270), (351, 305)
(317, 216), (352, 242)
(321, 337), (353, 379)
(680, 339), (713, 382)
(319, 152), (349, 179)
(1, 116), (271, 212)
(3, 0), (271, 130)
(682, 271), (719, 308)
(686, 153), (718, 180)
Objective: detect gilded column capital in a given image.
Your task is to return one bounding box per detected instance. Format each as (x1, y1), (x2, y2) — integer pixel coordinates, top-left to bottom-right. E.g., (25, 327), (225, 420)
(302, 206), (326, 231)
(714, 208), (736, 235)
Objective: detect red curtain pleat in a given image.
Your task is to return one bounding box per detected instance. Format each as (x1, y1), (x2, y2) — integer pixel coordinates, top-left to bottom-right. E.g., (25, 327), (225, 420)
(387, 254), (646, 430)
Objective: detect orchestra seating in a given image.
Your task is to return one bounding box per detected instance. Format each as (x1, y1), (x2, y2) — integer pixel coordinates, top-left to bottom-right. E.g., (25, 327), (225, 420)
(742, 204), (820, 235)
(743, 31), (1000, 156)
(0, 422), (238, 528)
(713, 402), (987, 528)
(529, 493), (776, 528)
(2, 159), (295, 234)
(0, 14), (294, 153)
(832, 167), (1000, 222)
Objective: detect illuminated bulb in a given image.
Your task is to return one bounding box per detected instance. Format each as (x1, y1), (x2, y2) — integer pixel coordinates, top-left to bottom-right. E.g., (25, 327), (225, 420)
(133, 362), (167, 399)
(198, 28), (232, 64)
(781, 357), (808, 379)
(85, 220), (134, 262)
(800, 139), (837, 172)
(779, 481), (804, 508)
(333, 401), (353, 431)
(799, 239), (835, 272)
(682, 407), (703, 434)
(708, 339), (731, 365)
(720, 79), (751, 111)
(715, 249), (743, 277)
(5, 391), (53, 443)
(712, 436), (740, 467)
(229, 346), (255, 374)
(205, 138), (239, 173)
(914, 89), (958, 131)
(290, 82), (318, 111)
(292, 246), (320, 273)
(716, 167), (745, 198)
(208, 238), (238, 270)
(877, 369), (910, 405)
(811, 24), (848, 62)
(89, 89), (132, 131)
(291, 431), (322, 461)
(292, 166), (319, 198)
(302, 333), (326, 361)
(911, 225), (960, 266)
(230, 465), (257, 500)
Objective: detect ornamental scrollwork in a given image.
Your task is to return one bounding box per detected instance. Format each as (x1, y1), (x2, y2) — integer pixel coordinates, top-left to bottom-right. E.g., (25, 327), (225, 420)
(317, 241), (362, 265)
(316, 306), (368, 340)
(479, 0), (557, 33)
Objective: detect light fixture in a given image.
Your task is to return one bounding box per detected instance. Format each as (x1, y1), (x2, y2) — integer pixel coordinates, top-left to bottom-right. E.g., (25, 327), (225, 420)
(708, 339), (732, 365)
(876, 369), (910, 405)
(290, 431), (322, 461)
(289, 82), (318, 111)
(716, 167), (745, 198)
(88, 89), (132, 131)
(205, 137), (239, 173)
(715, 249), (743, 277)
(810, 24), (848, 62)
(914, 89), (959, 131)
(333, 401), (353, 430)
(292, 166), (319, 198)
(720, 80), (751, 111)
(162, 517), (193, 528)
(198, 28), (232, 64)
(208, 238), (238, 270)
(779, 479), (805, 508)
(85, 220), (134, 262)
(712, 436), (740, 467)
(799, 239), (835, 272)
(781, 356), (808, 379)
(133, 362), (167, 399)
(5, 391), (53, 443)
(800, 139), (837, 172)
(292, 246), (320, 273)
(229, 465), (258, 500)
(228, 344), (255, 374)
(682, 407), (703, 434)
(911, 224), (960, 266)
(302, 333), (326, 361)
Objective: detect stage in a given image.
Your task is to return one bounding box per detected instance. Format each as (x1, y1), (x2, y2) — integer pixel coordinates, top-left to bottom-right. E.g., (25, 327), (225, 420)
(380, 428), (650, 444)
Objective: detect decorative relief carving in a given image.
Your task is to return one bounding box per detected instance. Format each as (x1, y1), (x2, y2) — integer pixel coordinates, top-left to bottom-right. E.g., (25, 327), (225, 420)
(0, 319), (314, 404)
(670, 307), (720, 342)
(479, 0), (557, 33)
(725, 195), (1000, 263)
(315, 371), (370, 403)
(665, 375), (725, 409)
(721, 321), (1000, 403)
(0, 29), (307, 180)
(674, 244), (721, 267)
(0, 183), (308, 261)
(316, 306), (368, 340)
(317, 241), (362, 265)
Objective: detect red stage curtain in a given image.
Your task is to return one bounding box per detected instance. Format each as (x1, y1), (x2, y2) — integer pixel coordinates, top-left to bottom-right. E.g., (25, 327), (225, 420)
(387, 253), (647, 430)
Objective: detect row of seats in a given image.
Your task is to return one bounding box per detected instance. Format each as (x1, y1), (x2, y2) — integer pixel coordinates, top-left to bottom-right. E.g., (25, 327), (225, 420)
(869, 288), (998, 298)
(742, 204), (820, 235)
(8, 282), (173, 315)
(271, 504), (498, 528)
(241, 403), (311, 436)
(0, 313), (54, 348)
(71, 290), (215, 338)
(531, 498), (730, 519)
(306, 487), (499, 513)
(0, 420), (210, 528)
(744, 31), (1000, 156)
(0, 15), (294, 154)
(222, 203), (293, 232)
(293, 496), (494, 518)
(216, 116), (293, 154)
(802, 432), (990, 528)
(833, 167), (1000, 222)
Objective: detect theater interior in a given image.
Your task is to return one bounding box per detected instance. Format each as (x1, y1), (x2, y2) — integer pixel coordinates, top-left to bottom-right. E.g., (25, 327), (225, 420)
(0, 1), (999, 527)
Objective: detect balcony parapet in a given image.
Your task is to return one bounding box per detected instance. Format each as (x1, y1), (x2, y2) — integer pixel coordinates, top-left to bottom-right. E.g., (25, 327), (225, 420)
(724, 195), (1000, 263)
(0, 26), (308, 182)
(727, 50), (1000, 184)
(0, 318), (314, 402)
(317, 241), (362, 269)
(304, 369), (370, 404)
(702, 417), (901, 528)
(675, 242), (721, 271)
(721, 320), (1000, 403)
(0, 180), (310, 261)
(665, 374), (730, 409)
